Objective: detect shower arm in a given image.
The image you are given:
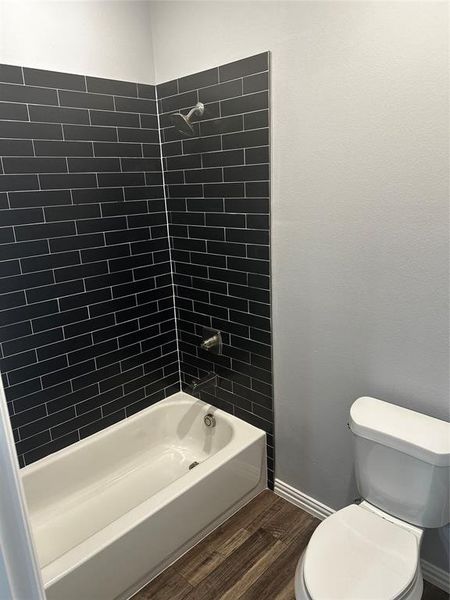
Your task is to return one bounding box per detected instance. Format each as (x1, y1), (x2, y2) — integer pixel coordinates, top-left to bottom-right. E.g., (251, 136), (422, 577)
(187, 102), (205, 120)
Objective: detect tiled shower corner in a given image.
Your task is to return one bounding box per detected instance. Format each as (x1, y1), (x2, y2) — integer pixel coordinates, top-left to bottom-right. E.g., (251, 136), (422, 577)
(0, 53), (273, 484)
(158, 52), (273, 485)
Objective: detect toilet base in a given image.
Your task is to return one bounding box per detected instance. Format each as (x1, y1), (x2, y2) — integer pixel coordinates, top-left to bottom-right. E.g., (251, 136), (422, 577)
(294, 550), (309, 600)
(294, 549), (424, 600)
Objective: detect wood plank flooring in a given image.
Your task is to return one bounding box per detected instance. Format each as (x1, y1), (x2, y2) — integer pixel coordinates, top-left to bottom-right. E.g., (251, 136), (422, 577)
(133, 491), (449, 600)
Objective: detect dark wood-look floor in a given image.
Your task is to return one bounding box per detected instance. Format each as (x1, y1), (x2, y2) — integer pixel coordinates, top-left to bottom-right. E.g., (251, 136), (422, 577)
(133, 491), (449, 600)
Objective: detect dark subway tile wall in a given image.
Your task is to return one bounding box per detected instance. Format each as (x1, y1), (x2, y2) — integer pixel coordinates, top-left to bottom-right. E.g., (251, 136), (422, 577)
(0, 65), (179, 467)
(157, 52), (273, 486)
(0, 54), (272, 484)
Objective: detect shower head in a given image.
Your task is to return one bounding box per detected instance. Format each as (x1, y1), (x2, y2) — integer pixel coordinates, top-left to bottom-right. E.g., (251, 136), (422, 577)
(170, 102), (205, 137)
(171, 112), (195, 136)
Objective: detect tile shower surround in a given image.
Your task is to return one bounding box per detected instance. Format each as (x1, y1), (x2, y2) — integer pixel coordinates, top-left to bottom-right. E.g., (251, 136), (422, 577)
(0, 65), (179, 467)
(0, 53), (273, 484)
(157, 52), (273, 485)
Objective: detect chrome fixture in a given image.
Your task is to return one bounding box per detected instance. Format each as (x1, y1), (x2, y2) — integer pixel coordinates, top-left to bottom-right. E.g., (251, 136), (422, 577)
(170, 102), (205, 137)
(204, 413), (216, 428)
(187, 372), (217, 397)
(200, 328), (222, 355)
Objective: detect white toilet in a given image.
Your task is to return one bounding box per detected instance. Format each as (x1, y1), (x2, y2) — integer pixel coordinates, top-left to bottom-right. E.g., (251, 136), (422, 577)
(295, 396), (450, 600)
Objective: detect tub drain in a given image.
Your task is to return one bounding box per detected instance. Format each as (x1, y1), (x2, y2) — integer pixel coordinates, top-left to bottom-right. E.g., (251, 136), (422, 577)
(189, 461), (199, 470)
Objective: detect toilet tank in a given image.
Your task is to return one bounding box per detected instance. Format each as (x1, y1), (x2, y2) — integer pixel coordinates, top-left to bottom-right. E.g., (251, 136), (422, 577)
(349, 397), (450, 528)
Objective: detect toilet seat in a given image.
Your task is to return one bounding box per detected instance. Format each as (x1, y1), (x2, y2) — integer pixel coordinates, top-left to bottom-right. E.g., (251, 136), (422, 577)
(302, 504), (420, 600)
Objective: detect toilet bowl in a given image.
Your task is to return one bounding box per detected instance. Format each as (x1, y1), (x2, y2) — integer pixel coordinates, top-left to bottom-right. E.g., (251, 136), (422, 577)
(295, 502), (424, 600)
(294, 397), (450, 600)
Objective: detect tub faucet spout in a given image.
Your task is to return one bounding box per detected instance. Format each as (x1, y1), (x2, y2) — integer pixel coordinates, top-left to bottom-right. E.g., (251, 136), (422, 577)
(187, 372), (217, 397)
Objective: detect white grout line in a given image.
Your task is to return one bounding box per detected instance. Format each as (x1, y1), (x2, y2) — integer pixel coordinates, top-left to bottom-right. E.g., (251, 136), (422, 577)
(154, 84), (182, 392)
(2, 66), (272, 452)
(157, 69), (268, 104)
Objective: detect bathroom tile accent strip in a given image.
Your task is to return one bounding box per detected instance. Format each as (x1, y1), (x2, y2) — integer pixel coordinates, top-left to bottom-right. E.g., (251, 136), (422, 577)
(157, 52), (274, 486)
(0, 65), (179, 466)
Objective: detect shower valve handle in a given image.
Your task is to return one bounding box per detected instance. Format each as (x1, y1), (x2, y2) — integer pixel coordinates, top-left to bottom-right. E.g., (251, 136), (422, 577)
(200, 329), (222, 355)
(200, 335), (220, 351)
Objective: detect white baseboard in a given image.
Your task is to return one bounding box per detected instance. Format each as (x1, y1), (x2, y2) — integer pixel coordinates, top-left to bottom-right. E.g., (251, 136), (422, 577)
(274, 478), (450, 593)
(274, 479), (334, 520)
(421, 559), (450, 594)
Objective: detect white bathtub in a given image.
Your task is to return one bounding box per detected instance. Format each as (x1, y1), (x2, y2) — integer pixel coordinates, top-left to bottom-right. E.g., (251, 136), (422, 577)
(21, 391), (266, 600)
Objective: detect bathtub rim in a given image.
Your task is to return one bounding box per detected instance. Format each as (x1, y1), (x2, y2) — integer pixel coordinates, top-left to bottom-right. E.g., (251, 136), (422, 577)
(20, 391), (266, 588)
(20, 391), (261, 477)
(119, 483), (267, 600)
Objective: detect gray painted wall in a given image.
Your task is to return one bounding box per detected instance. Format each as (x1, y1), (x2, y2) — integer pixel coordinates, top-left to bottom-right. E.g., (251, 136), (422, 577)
(0, 0), (448, 573)
(0, 1), (155, 83)
(149, 0), (449, 570)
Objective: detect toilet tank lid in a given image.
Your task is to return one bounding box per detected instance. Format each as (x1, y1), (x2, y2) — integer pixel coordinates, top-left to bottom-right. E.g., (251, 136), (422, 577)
(349, 397), (450, 467)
